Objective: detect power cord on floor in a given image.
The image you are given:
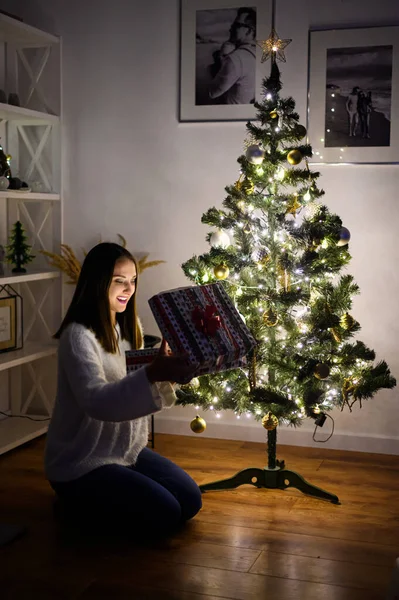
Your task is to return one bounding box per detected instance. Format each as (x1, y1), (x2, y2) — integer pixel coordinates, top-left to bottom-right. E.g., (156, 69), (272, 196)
(0, 410), (50, 422)
(312, 413), (334, 443)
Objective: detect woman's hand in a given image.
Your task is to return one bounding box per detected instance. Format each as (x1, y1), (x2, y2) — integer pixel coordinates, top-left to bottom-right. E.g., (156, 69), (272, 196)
(145, 339), (196, 385)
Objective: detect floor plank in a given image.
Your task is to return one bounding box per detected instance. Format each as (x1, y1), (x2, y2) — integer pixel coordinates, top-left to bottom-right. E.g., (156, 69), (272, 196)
(0, 433), (398, 600)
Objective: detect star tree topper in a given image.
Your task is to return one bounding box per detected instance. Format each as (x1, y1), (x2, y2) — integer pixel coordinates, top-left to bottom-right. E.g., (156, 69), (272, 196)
(257, 28), (292, 63)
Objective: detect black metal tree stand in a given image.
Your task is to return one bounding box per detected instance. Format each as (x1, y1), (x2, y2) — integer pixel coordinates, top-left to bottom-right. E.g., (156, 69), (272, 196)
(200, 426), (340, 504)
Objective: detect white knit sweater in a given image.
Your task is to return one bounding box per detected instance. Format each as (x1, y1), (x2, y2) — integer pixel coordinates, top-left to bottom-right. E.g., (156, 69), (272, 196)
(44, 322), (175, 482)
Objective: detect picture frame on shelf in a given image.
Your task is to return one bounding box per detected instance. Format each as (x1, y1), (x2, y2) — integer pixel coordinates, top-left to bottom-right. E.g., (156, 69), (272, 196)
(0, 285), (23, 353)
(307, 26), (399, 165)
(179, 0), (271, 122)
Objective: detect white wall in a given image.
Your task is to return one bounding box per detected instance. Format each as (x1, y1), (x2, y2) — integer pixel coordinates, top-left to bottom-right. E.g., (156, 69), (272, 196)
(7, 0), (399, 454)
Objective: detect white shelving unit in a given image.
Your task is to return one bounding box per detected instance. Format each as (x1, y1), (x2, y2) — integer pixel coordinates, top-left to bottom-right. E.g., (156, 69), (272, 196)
(0, 14), (62, 455)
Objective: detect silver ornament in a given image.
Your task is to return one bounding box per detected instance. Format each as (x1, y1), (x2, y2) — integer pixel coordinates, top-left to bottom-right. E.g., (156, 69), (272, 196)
(210, 229), (230, 249)
(246, 144), (265, 165)
(0, 176), (9, 191)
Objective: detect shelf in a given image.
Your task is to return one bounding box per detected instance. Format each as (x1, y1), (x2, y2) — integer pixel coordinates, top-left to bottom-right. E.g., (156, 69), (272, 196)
(0, 13), (59, 46)
(0, 341), (57, 372)
(0, 415), (49, 456)
(0, 269), (60, 285)
(0, 191), (60, 201)
(0, 102), (59, 124)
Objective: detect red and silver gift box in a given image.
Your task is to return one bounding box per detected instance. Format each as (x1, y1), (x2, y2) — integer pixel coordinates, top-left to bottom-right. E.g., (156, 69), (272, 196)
(148, 282), (257, 381)
(126, 348), (158, 373)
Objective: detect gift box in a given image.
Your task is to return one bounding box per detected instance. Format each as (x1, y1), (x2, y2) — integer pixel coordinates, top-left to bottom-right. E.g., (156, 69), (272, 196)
(148, 282), (257, 382)
(126, 348), (158, 373)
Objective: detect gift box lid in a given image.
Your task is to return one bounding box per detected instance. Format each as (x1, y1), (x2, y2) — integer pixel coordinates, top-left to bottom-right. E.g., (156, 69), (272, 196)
(148, 282), (257, 363)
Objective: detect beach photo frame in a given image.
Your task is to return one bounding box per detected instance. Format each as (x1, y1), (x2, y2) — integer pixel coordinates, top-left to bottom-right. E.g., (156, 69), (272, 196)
(307, 26), (399, 165)
(179, 0), (271, 122)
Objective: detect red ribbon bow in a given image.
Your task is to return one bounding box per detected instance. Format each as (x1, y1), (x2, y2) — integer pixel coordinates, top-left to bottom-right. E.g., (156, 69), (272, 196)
(192, 304), (221, 337)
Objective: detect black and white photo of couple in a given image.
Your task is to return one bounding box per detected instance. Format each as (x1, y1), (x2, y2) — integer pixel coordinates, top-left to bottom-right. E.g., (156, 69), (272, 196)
(346, 87), (373, 139)
(195, 6), (257, 106)
(324, 45), (392, 148)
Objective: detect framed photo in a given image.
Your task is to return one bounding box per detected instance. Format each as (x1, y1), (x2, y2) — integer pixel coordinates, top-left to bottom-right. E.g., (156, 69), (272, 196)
(179, 0), (271, 122)
(307, 26), (399, 164)
(0, 296), (17, 352)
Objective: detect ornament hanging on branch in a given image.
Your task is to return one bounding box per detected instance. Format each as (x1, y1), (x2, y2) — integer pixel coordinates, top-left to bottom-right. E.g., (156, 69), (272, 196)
(214, 264), (229, 280)
(287, 149), (303, 165)
(252, 246), (270, 267)
(285, 195), (301, 216)
(190, 415), (206, 434)
(336, 227), (351, 246)
(330, 327), (342, 343)
(246, 144), (265, 165)
(262, 412), (278, 430)
(296, 125), (307, 139)
(235, 175), (254, 195)
(210, 229), (230, 249)
(278, 263), (291, 292)
(340, 313), (356, 331)
(314, 363), (331, 380)
(263, 307), (278, 327)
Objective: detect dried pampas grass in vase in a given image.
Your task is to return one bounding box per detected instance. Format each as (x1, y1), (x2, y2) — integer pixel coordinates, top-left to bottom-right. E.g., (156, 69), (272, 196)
(40, 233), (165, 284)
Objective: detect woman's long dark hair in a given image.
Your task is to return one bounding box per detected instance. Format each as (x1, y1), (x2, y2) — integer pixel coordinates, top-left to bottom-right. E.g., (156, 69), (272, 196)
(54, 242), (143, 353)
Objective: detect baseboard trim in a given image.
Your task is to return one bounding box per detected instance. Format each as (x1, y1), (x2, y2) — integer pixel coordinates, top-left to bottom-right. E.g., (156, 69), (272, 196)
(153, 416), (399, 456)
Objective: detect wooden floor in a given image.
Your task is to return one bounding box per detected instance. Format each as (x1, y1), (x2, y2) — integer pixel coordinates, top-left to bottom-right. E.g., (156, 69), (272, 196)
(0, 433), (398, 599)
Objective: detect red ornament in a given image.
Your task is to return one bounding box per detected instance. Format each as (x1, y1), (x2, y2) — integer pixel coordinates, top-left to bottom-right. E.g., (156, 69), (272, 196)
(192, 304), (221, 336)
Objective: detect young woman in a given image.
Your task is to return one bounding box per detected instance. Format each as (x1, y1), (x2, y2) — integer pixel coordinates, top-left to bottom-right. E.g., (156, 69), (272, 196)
(44, 242), (202, 538)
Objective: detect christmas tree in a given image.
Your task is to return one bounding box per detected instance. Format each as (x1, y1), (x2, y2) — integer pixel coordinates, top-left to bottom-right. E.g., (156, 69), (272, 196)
(176, 32), (396, 503)
(6, 221), (35, 273)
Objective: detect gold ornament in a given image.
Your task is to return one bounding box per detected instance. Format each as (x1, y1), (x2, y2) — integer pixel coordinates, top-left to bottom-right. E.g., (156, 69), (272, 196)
(256, 28), (292, 63)
(340, 313), (356, 331)
(259, 253), (270, 267)
(253, 248), (270, 267)
(248, 353), (257, 391)
(263, 308), (278, 327)
(190, 377), (200, 388)
(342, 377), (357, 409)
(214, 264), (229, 280)
(330, 327), (342, 343)
(314, 363), (330, 380)
(277, 263), (291, 292)
(242, 178), (254, 194)
(6, 154), (12, 161)
(270, 110), (278, 119)
(287, 149), (303, 165)
(243, 222), (252, 234)
(234, 173), (244, 189)
(190, 415), (206, 434)
(262, 412), (278, 430)
(285, 195), (301, 216)
(234, 176), (254, 195)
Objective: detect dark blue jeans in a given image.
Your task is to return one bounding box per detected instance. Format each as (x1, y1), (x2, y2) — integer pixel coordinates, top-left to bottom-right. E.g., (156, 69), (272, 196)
(50, 448), (202, 538)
